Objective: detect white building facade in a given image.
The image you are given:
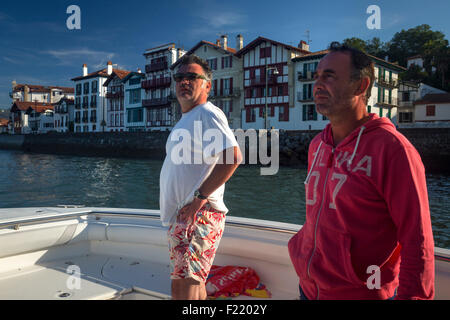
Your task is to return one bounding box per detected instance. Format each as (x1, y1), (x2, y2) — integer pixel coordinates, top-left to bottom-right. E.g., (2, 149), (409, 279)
(53, 97), (74, 133)
(171, 35), (244, 129)
(123, 72), (146, 132)
(71, 63), (110, 133)
(142, 43), (185, 131)
(238, 37), (310, 130)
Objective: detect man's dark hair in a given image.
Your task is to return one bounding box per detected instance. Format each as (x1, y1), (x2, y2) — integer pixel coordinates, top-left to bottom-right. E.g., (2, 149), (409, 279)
(328, 41), (375, 103)
(177, 54), (212, 81)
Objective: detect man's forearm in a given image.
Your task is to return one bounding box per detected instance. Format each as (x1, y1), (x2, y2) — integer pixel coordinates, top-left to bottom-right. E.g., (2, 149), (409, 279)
(198, 146), (242, 197)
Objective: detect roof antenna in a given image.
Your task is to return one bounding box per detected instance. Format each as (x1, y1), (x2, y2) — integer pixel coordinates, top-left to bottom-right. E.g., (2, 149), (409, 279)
(305, 30), (312, 45)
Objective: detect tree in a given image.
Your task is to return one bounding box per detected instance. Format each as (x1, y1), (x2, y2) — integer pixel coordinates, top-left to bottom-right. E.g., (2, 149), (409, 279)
(386, 24), (447, 68)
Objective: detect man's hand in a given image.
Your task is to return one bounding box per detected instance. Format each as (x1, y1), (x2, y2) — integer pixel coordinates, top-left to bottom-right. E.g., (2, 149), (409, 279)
(177, 197), (208, 225)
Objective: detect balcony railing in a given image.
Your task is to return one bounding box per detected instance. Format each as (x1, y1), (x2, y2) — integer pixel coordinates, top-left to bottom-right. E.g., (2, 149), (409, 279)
(145, 61), (168, 73)
(147, 120), (171, 127)
(142, 97), (170, 108)
(141, 77), (171, 89)
(377, 96), (399, 108)
(211, 88), (241, 98)
(376, 77), (399, 88)
(106, 91), (124, 99)
(249, 76), (277, 86)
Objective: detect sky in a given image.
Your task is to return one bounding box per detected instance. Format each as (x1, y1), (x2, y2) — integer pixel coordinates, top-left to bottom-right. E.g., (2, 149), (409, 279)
(0, 0), (449, 108)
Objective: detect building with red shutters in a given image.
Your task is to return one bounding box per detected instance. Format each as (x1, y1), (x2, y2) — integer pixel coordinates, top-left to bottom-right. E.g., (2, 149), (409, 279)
(236, 37), (310, 130)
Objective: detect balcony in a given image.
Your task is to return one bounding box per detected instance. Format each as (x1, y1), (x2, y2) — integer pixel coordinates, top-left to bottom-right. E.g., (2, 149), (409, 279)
(376, 96), (399, 108)
(106, 91), (124, 99)
(211, 88), (241, 98)
(376, 77), (399, 89)
(298, 71), (316, 82)
(147, 120), (171, 127)
(145, 61), (168, 73)
(141, 77), (171, 89)
(249, 76), (277, 86)
(142, 97), (170, 108)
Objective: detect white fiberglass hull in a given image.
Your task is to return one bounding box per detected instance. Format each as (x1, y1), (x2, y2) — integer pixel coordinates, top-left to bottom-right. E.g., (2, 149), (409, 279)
(0, 207), (448, 300)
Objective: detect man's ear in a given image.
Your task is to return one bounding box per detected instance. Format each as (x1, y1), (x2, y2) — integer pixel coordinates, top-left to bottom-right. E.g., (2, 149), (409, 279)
(355, 76), (370, 98)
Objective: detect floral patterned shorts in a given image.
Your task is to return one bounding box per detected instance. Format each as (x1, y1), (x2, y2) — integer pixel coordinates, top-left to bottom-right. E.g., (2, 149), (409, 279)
(167, 205), (226, 282)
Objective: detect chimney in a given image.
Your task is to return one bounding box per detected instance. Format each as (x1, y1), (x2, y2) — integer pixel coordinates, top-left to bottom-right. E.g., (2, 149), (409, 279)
(236, 34), (244, 50)
(216, 39), (221, 47)
(107, 61), (113, 75)
(82, 64), (88, 76)
(24, 85), (30, 102)
(221, 35), (228, 50)
(137, 68), (142, 73)
(298, 40), (310, 52)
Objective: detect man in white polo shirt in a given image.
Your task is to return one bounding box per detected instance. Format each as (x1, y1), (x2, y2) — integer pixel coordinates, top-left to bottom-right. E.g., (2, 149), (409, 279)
(160, 54), (242, 300)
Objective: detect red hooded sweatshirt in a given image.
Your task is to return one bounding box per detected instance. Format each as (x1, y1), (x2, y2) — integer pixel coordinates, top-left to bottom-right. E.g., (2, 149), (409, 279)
(288, 114), (435, 300)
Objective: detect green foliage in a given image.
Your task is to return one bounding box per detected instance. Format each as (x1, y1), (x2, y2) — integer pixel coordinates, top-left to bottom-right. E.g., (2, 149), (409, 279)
(342, 24), (449, 91)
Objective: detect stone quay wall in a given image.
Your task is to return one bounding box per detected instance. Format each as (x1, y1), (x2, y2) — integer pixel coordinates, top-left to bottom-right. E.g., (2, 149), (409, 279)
(0, 127), (449, 173)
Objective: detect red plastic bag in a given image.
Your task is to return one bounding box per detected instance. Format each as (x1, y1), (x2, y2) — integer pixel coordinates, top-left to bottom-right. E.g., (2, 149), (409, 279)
(206, 265), (271, 298)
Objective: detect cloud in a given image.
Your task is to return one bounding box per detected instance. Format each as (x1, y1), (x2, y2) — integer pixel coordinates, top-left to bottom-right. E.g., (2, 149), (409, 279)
(42, 48), (116, 67)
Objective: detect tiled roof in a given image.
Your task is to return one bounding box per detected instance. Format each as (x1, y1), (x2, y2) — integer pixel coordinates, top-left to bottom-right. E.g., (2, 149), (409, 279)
(13, 84), (74, 94)
(235, 36), (310, 57)
(71, 68), (111, 81)
(103, 69), (133, 87)
(10, 101), (54, 113)
(0, 119), (9, 126)
(414, 93), (450, 105)
(171, 40), (238, 69)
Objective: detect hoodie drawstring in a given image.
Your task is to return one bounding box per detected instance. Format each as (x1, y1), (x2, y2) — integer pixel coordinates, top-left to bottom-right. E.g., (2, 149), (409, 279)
(304, 141), (323, 185)
(348, 126), (365, 166)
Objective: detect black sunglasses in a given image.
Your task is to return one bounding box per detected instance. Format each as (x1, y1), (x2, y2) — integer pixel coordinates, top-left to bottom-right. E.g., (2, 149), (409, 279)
(173, 72), (209, 82)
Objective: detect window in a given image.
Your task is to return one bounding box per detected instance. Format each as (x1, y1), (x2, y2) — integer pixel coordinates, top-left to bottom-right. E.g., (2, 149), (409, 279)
(83, 82), (89, 94)
(76, 84), (82, 95)
(222, 56), (232, 68)
(260, 47), (271, 58)
(129, 88), (141, 104)
(279, 105), (289, 121)
(426, 105), (435, 116)
(91, 80), (98, 93)
(207, 58), (217, 70)
(399, 112), (413, 123)
(302, 104), (317, 121)
(303, 84), (313, 100)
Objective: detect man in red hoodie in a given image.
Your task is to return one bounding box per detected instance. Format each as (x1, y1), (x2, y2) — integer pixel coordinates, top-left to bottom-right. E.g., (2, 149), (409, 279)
(288, 42), (435, 300)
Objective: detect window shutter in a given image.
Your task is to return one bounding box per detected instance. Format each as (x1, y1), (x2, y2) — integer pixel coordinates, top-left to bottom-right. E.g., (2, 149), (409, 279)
(302, 105), (307, 121)
(214, 80), (218, 96)
(259, 107), (263, 117)
(221, 57), (224, 69)
(271, 106), (274, 116)
(303, 63), (307, 76)
(284, 105), (289, 121)
(388, 89), (392, 104)
(220, 79), (223, 96)
(313, 106), (317, 120)
(230, 56), (232, 68)
(303, 84), (307, 100)
(230, 78), (233, 94)
(230, 100), (233, 112)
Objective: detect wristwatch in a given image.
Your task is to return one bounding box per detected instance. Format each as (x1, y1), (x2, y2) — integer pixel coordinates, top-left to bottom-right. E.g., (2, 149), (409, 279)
(194, 189), (208, 200)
